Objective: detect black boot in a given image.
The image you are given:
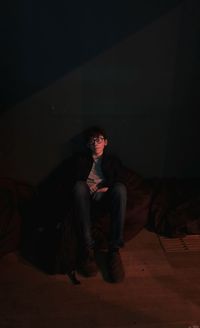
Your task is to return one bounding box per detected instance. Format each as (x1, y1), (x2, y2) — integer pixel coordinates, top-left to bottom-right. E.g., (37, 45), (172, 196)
(77, 247), (98, 277)
(106, 248), (125, 283)
(67, 271), (81, 285)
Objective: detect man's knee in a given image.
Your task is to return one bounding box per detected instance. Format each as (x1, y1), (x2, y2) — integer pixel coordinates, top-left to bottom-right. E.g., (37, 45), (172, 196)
(73, 181), (89, 196)
(111, 182), (127, 197)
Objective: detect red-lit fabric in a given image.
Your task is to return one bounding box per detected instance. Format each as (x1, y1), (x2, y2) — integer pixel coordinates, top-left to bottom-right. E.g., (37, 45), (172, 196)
(1, 173), (200, 274)
(0, 178), (33, 258)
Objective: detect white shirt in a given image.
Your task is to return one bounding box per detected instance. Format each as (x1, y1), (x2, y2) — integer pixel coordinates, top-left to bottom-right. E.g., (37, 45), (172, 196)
(86, 156), (105, 193)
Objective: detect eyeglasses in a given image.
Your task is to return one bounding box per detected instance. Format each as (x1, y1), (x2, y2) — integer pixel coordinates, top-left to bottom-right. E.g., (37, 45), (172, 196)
(89, 136), (105, 145)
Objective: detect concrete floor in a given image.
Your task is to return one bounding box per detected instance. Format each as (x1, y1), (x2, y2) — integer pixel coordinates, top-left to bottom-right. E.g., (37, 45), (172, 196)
(0, 229), (200, 328)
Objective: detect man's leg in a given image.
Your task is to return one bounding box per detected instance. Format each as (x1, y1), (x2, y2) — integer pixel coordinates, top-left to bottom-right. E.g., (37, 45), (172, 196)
(73, 181), (94, 249)
(87, 183), (127, 282)
(73, 181), (97, 276)
(106, 182), (127, 282)
(109, 182), (127, 250)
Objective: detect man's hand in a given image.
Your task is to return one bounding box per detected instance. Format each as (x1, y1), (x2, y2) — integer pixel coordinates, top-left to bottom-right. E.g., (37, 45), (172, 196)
(90, 185), (98, 193)
(96, 187), (109, 193)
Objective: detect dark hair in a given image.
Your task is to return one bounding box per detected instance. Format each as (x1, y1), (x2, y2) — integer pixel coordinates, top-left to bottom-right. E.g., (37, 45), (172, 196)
(84, 126), (107, 142)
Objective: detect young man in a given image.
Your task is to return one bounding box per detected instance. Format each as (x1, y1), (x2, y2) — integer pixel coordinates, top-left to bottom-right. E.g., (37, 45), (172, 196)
(72, 126), (127, 279)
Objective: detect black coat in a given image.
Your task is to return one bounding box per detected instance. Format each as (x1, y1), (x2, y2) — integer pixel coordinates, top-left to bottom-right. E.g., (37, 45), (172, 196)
(38, 150), (133, 205)
(65, 150), (131, 188)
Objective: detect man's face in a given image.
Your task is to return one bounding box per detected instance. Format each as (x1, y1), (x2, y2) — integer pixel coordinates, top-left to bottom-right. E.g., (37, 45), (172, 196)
(87, 135), (108, 155)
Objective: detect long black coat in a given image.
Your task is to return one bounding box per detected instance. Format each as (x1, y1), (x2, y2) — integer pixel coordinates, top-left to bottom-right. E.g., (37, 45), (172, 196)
(65, 151), (130, 187)
(37, 150), (150, 218)
(39, 150), (134, 193)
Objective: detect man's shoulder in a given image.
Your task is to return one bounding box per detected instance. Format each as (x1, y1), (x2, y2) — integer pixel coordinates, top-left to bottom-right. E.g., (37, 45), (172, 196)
(65, 150), (91, 160)
(62, 151), (92, 167)
(103, 151), (121, 162)
(74, 151), (92, 160)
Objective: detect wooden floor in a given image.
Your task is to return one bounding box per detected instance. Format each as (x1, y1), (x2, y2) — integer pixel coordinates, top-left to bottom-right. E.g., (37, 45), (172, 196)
(1, 229), (200, 328)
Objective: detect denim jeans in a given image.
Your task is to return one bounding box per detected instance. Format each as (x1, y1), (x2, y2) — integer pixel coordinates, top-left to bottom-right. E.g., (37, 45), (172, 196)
(72, 181), (127, 250)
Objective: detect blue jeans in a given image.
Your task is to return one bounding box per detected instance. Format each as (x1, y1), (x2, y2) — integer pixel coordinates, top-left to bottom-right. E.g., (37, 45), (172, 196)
(72, 181), (127, 250)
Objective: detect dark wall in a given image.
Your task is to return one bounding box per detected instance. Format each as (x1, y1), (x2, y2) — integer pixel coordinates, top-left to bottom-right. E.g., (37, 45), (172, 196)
(1, 0), (182, 110)
(0, 1), (199, 182)
(164, 0), (200, 177)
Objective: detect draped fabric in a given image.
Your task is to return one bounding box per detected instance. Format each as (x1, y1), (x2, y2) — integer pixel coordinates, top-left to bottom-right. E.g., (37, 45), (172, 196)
(0, 178), (33, 258)
(1, 173), (200, 274)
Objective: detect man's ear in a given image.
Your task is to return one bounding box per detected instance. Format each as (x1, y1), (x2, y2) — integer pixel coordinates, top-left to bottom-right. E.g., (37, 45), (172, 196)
(104, 139), (108, 146)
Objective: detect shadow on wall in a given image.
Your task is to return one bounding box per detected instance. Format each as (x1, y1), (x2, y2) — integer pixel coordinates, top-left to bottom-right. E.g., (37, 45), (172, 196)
(38, 128), (89, 190)
(1, 0), (183, 111)
(61, 132), (87, 159)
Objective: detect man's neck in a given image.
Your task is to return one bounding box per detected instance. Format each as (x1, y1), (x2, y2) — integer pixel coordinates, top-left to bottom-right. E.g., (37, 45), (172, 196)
(92, 151), (103, 159)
